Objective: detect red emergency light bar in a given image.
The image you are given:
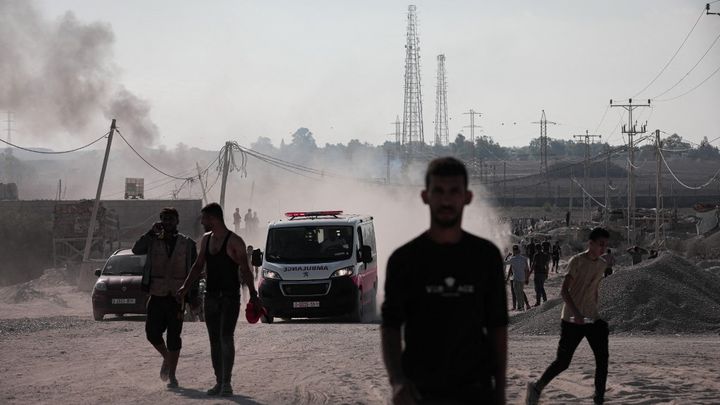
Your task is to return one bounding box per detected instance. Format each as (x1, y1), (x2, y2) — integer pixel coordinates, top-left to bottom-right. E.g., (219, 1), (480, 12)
(285, 210), (343, 218)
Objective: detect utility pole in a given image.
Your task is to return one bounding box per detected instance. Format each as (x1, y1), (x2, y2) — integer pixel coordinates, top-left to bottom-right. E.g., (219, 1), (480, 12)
(57, 179), (62, 201)
(573, 130), (602, 223)
(503, 161), (507, 207)
(82, 119), (115, 262)
(464, 109), (482, 180)
(434, 54), (449, 146)
(569, 167), (574, 223)
(5, 111), (14, 155)
(604, 145), (611, 225)
(463, 109), (482, 143)
(611, 98), (650, 244)
(196, 162), (209, 206)
(655, 129), (662, 247)
(393, 116), (401, 145)
(707, 3), (720, 15)
(219, 141), (232, 210)
(401, 5), (424, 151)
(532, 110), (558, 178)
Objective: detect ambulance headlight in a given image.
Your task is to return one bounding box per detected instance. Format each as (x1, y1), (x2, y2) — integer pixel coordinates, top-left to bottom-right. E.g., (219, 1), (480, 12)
(330, 266), (355, 278)
(94, 281), (108, 292)
(262, 269), (282, 280)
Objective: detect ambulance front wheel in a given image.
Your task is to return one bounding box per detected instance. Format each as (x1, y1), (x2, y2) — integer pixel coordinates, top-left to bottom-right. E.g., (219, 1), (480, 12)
(260, 313), (274, 324)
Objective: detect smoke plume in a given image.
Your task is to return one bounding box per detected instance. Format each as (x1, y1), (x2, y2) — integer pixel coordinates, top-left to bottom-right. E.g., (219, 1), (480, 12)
(0, 1), (158, 146)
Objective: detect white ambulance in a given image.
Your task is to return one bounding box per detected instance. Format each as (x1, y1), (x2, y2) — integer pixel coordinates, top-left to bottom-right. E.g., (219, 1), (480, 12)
(255, 211), (378, 323)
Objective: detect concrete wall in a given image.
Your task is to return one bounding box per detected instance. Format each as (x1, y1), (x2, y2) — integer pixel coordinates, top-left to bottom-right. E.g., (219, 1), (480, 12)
(0, 199), (202, 242)
(0, 199), (202, 283)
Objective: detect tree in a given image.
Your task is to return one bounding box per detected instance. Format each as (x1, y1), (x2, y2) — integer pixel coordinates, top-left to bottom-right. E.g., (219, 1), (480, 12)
(663, 133), (691, 150)
(251, 137), (276, 155)
(289, 127), (317, 151)
(688, 136), (720, 160)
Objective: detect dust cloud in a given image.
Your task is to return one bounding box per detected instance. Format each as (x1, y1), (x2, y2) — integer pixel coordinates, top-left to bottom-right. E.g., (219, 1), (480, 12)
(219, 153), (512, 303)
(0, 1), (158, 146)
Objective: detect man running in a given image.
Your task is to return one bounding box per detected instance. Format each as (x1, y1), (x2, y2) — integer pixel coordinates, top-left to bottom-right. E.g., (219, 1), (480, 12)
(178, 203), (261, 397)
(505, 245), (530, 312)
(530, 244), (551, 306)
(526, 227), (610, 405)
(381, 157), (508, 404)
(132, 207), (197, 389)
(551, 241), (561, 273)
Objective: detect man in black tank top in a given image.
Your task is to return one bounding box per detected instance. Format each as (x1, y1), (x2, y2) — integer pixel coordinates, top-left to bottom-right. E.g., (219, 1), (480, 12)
(178, 203), (261, 397)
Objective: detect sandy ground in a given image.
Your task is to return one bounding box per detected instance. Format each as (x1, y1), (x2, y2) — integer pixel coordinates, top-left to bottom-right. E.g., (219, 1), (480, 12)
(1, 280), (719, 405)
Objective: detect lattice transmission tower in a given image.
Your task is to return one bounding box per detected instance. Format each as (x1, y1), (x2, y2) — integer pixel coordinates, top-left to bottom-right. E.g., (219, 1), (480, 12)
(434, 54), (449, 146)
(401, 5), (424, 148)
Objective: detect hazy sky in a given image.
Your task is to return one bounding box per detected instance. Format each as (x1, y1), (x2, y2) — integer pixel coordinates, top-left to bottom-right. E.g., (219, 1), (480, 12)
(28, 0), (720, 149)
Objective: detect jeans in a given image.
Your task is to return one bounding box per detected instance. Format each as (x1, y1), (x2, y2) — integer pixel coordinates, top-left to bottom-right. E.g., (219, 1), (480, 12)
(538, 320), (609, 403)
(145, 295), (184, 351)
(512, 280), (527, 310)
(509, 280), (529, 309)
(204, 292), (240, 385)
(533, 273), (547, 304)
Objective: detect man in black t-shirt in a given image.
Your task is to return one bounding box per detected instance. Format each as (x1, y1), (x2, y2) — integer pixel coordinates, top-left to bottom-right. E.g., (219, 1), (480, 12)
(381, 157), (508, 405)
(530, 245), (551, 306)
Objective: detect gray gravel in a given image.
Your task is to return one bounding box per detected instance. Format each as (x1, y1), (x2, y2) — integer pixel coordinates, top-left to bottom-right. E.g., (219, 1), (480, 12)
(510, 253), (720, 335)
(0, 316), (93, 339)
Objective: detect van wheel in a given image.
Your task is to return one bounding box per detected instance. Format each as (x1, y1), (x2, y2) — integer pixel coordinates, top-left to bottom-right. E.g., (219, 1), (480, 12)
(260, 314), (274, 324)
(349, 292), (363, 323)
(93, 310), (104, 321)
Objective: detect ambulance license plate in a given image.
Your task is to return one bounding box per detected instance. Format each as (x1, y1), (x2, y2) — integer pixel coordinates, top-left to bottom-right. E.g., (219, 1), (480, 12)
(112, 298), (136, 305)
(293, 301), (320, 308)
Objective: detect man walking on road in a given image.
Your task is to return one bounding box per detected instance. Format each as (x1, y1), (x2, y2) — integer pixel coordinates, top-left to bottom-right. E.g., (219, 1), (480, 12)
(132, 207), (197, 389)
(530, 244), (551, 306)
(551, 241), (561, 273)
(178, 203), (261, 397)
(526, 227), (610, 405)
(505, 245), (530, 312)
(233, 208), (241, 234)
(381, 157), (508, 404)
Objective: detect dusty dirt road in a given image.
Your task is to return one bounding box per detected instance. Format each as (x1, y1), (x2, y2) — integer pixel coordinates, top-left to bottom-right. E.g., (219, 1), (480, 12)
(1, 312), (719, 405)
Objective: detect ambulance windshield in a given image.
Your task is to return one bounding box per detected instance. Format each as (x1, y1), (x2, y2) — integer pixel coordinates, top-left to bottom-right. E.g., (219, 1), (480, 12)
(265, 226), (354, 264)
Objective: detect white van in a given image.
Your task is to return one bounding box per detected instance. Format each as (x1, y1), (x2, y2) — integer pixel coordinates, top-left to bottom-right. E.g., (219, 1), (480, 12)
(255, 211), (377, 323)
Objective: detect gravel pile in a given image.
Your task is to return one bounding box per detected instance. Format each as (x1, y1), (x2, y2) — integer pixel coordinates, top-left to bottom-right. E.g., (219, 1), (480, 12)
(0, 268), (73, 305)
(0, 316), (93, 338)
(510, 253), (720, 335)
(687, 231), (720, 260)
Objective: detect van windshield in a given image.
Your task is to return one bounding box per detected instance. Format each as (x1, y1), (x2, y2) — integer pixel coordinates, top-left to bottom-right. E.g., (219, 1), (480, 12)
(266, 226), (354, 264)
(102, 255), (146, 275)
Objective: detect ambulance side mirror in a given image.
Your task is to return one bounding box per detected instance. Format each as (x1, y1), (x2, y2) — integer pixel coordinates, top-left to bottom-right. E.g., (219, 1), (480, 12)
(251, 249), (263, 267)
(361, 245), (373, 264)
(94, 269), (102, 277)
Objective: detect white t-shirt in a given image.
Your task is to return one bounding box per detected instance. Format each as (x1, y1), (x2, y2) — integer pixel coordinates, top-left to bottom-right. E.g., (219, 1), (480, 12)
(505, 255), (529, 282)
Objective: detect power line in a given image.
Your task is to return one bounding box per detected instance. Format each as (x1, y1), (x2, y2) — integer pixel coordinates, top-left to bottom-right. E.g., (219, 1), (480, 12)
(633, 8), (706, 98)
(651, 29), (720, 100)
(654, 62), (720, 102)
(115, 128), (195, 181)
(659, 147), (720, 189)
(0, 132), (108, 154)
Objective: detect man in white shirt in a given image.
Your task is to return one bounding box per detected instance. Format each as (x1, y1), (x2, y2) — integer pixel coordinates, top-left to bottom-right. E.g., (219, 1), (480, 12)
(505, 245), (530, 312)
